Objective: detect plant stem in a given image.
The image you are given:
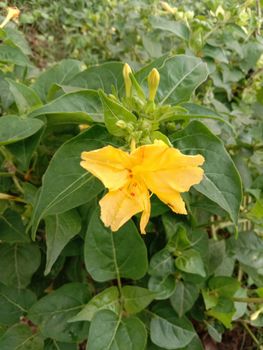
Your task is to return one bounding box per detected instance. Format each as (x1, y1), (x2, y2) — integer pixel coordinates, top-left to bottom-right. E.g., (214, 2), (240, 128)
(240, 320), (260, 346)
(233, 297), (263, 304)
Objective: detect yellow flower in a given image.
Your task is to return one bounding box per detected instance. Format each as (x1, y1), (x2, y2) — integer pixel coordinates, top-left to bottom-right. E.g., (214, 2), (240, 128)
(0, 7), (20, 29)
(80, 140), (204, 234)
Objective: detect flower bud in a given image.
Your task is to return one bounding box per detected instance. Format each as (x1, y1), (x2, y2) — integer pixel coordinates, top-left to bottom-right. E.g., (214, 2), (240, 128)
(0, 7), (20, 29)
(250, 306), (263, 321)
(160, 2), (177, 15)
(215, 5), (225, 20)
(123, 63), (132, 98)
(148, 68), (160, 102)
(116, 120), (127, 129)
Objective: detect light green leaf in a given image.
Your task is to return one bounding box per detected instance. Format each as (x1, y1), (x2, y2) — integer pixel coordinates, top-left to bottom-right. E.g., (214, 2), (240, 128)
(29, 90), (102, 125)
(150, 17), (190, 41)
(84, 208), (148, 282)
(0, 45), (32, 66)
(0, 243), (41, 289)
(68, 62), (124, 93)
(69, 286), (120, 322)
(32, 59), (83, 102)
(176, 249), (206, 277)
(7, 79), (42, 114)
(122, 286), (155, 314)
(44, 209), (81, 275)
(0, 116), (43, 145)
(0, 324), (43, 350)
(87, 310), (147, 350)
(29, 126), (112, 238)
(99, 91), (137, 136)
(172, 121), (242, 224)
(28, 283), (90, 343)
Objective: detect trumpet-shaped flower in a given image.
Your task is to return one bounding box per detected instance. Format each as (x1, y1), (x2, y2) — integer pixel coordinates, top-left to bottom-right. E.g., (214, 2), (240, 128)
(80, 140), (204, 233)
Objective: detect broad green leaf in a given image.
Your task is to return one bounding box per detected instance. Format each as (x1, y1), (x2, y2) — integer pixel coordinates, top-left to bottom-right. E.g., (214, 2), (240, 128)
(176, 249), (206, 277)
(7, 127), (44, 171)
(0, 116), (43, 145)
(170, 281), (199, 317)
(230, 231), (263, 273)
(150, 304), (196, 349)
(7, 79), (42, 114)
(87, 310), (147, 350)
(85, 209), (148, 282)
(4, 27), (32, 55)
(29, 90), (102, 125)
(28, 283), (90, 343)
(138, 55), (208, 105)
(203, 44), (228, 63)
(0, 209), (29, 243)
(69, 286), (120, 322)
(148, 248), (175, 277)
(206, 240), (226, 276)
(207, 298), (235, 329)
(0, 243), (41, 289)
(99, 91), (137, 136)
(0, 283), (36, 326)
(44, 339), (78, 350)
(122, 286), (155, 314)
(29, 126), (113, 238)
(150, 17), (190, 41)
(44, 209), (82, 275)
(207, 324), (222, 343)
(171, 121), (242, 224)
(0, 324), (43, 350)
(148, 275), (176, 300)
(208, 277), (240, 298)
(68, 62), (124, 93)
(0, 45), (32, 66)
(32, 59), (83, 102)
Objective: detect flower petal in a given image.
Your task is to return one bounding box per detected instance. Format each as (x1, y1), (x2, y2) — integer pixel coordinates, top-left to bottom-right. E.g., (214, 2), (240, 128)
(99, 179), (150, 233)
(133, 141), (204, 192)
(80, 145), (131, 190)
(156, 190), (187, 215)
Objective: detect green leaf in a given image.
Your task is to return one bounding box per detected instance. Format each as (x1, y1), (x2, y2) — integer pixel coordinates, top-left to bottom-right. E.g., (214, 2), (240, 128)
(139, 55), (208, 105)
(44, 340), (78, 350)
(7, 79), (42, 114)
(170, 281), (199, 317)
(99, 91), (137, 137)
(0, 45), (32, 66)
(150, 304), (196, 349)
(4, 27), (32, 55)
(87, 310), (147, 350)
(148, 248), (175, 277)
(150, 17), (190, 41)
(0, 324), (43, 350)
(69, 286), (120, 322)
(123, 286), (155, 314)
(208, 277), (240, 298)
(230, 231), (263, 273)
(206, 240), (226, 276)
(171, 121), (242, 224)
(0, 116), (43, 145)
(0, 243), (41, 289)
(44, 209), (82, 275)
(32, 59), (83, 102)
(29, 126), (112, 238)
(0, 283), (36, 326)
(207, 324), (222, 343)
(84, 209), (148, 282)
(28, 283), (90, 343)
(0, 209), (29, 243)
(68, 62), (124, 94)
(148, 275), (176, 300)
(29, 90), (102, 125)
(176, 249), (206, 277)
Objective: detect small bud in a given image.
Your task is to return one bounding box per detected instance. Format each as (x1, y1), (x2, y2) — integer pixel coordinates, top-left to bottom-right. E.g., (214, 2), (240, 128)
(123, 63), (132, 98)
(116, 120), (127, 129)
(0, 7), (20, 29)
(79, 124), (90, 131)
(148, 68), (160, 102)
(160, 2), (177, 15)
(250, 306), (263, 321)
(215, 5), (225, 20)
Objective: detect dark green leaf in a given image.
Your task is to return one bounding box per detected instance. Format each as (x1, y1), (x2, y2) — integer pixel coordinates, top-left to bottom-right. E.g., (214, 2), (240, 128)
(0, 45), (32, 66)
(84, 209), (148, 281)
(148, 275), (176, 300)
(0, 209), (29, 243)
(28, 283), (90, 343)
(0, 324), (43, 350)
(150, 17), (190, 41)
(170, 281), (199, 317)
(87, 310), (147, 350)
(123, 286), (155, 314)
(172, 121), (242, 224)
(176, 249), (206, 277)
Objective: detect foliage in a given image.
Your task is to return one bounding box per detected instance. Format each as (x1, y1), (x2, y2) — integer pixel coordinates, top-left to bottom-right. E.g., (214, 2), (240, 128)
(0, 1), (263, 349)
